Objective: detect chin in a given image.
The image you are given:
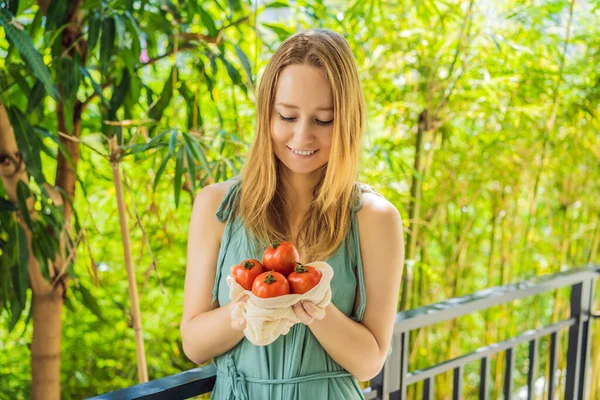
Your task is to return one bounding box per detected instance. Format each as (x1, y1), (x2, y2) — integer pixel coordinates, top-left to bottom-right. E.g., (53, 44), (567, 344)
(276, 154), (327, 176)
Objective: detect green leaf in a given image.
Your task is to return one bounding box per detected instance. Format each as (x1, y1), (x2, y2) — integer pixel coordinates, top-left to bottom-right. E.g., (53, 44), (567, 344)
(168, 130), (178, 155)
(62, 97), (75, 135)
(35, 127), (76, 168)
(124, 11), (141, 61)
(0, 8), (60, 100)
(113, 13), (126, 49)
(9, 67), (30, 93)
(178, 82), (202, 130)
(16, 181), (33, 229)
(45, 0), (68, 31)
(181, 133), (200, 191)
(219, 55), (242, 86)
(9, 296), (24, 332)
(109, 68), (131, 120)
(188, 135), (214, 182)
(261, 22), (291, 41)
(183, 142), (197, 194)
(7, 0), (19, 15)
(6, 106), (45, 184)
(198, 6), (218, 38)
(124, 10), (143, 38)
(124, 130), (169, 156)
(123, 70), (140, 114)
(79, 66), (109, 106)
(60, 54), (81, 105)
(264, 1), (289, 8)
(228, 0), (242, 13)
(234, 45), (253, 86)
(174, 146), (184, 207)
(0, 198), (18, 212)
(87, 11), (101, 54)
(11, 224), (29, 308)
(100, 16), (115, 74)
(153, 152), (172, 192)
(74, 283), (105, 322)
(26, 79), (46, 114)
(149, 67), (176, 123)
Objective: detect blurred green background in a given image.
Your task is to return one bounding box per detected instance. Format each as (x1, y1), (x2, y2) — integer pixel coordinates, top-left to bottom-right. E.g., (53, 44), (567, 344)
(0, 0), (599, 399)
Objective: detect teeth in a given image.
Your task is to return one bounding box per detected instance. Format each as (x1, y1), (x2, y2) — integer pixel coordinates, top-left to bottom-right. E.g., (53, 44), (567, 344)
(290, 148), (316, 156)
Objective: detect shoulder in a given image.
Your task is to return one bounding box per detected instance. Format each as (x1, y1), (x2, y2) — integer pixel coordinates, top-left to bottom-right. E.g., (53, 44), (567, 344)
(355, 183), (400, 222)
(193, 177), (239, 207)
(355, 187), (403, 245)
(191, 178), (239, 224)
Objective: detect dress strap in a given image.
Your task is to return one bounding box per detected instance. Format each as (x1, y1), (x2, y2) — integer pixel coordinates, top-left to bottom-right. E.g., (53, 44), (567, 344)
(216, 354), (353, 399)
(212, 177), (242, 305)
(349, 209), (366, 322)
(349, 182), (386, 322)
(216, 176), (242, 222)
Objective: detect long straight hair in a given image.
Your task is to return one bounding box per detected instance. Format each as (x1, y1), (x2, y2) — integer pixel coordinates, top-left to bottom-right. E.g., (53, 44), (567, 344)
(237, 28), (366, 262)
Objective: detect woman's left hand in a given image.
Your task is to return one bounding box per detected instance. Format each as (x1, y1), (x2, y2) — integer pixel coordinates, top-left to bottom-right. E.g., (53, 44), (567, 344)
(292, 301), (326, 325)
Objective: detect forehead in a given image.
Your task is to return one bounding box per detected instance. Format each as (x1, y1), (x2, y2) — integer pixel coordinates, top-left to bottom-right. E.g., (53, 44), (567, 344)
(274, 64), (333, 108)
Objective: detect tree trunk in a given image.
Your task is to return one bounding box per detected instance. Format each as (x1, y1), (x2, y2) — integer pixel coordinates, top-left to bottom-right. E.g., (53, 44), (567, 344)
(0, 102), (68, 399)
(31, 292), (63, 400)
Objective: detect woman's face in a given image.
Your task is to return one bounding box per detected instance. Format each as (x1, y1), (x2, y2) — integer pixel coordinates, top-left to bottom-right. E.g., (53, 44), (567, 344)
(270, 64), (334, 176)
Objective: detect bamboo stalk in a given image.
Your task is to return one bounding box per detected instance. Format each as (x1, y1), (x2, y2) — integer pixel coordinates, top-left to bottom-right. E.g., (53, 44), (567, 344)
(588, 213), (600, 263)
(401, 110), (428, 311)
(108, 136), (149, 383)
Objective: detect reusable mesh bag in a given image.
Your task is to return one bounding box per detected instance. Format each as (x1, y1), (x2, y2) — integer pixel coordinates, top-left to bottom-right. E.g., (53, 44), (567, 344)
(227, 261), (334, 346)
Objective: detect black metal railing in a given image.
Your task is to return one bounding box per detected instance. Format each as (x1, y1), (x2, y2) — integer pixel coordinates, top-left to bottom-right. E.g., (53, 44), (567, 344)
(88, 264), (599, 400)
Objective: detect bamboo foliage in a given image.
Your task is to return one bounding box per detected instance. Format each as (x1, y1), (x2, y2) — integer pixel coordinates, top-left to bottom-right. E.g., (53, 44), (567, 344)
(0, 0), (599, 398)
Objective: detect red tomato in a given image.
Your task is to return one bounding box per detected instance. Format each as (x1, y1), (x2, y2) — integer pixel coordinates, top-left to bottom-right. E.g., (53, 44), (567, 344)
(252, 271), (290, 298)
(262, 240), (300, 277)
(232, 259), (265, 291)
(288, 262), (322, 294)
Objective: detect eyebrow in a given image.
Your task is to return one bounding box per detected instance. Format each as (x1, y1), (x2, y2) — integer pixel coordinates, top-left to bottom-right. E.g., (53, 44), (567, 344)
(276, 102), (334, 112)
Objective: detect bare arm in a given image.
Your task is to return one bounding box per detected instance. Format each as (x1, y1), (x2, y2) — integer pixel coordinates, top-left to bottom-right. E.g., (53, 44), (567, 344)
(293, 193), (404, 381)
(179, 183), (247, 365)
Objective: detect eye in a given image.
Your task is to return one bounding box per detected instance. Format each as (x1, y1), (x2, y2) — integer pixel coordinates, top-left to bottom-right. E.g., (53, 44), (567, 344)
(278, 113), (333, 126)
(316, 119), (333, 126)
(278, 113), (296, 122)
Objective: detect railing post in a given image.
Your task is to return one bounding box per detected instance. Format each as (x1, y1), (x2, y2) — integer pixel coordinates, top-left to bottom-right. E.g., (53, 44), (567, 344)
(399, 331), (408, 400)
(564, 279), (592, 400)
(578, 277), (595, 400)
(378, 330), (403, 400)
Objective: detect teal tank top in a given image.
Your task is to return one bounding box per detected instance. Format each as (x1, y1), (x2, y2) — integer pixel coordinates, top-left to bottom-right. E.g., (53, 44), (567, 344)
(210, 176), (369, 400)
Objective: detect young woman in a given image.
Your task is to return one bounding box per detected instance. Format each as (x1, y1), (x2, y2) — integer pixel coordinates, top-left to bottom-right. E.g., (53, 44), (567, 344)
(180, 28), (404, 399)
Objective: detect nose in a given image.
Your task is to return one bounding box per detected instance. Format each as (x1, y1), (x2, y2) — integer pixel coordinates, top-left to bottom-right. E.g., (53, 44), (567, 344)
(293, 118), (315, 145)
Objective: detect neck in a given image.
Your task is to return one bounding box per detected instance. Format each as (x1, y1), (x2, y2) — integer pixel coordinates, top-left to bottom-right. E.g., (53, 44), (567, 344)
(279, 167), (321, 214)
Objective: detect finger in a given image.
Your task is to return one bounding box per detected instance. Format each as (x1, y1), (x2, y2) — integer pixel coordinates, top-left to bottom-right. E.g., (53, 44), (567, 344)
(230, 265), (235, 275)
(293, 302), (314, 325)
(302, 302), (325, 320)
(231, 317), (246, 330)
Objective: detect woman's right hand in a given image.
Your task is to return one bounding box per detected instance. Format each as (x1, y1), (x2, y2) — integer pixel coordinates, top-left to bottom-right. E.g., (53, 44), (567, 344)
(229, 265), (249, 330)
(229, 296), (249, 330)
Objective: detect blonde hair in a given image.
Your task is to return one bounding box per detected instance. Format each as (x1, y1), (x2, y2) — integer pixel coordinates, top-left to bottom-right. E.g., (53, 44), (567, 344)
(237, 28), (366, 262)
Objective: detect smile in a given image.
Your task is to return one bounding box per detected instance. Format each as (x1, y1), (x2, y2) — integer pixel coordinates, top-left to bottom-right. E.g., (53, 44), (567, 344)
(287, 146), (319, 157)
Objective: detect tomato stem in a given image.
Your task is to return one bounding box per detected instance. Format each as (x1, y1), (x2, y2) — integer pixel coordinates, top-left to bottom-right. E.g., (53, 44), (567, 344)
(264, 272), (276, 284)
(271, 240), (280, 249)
(294, 261), (307, 274)
(243, 260), (254, 269)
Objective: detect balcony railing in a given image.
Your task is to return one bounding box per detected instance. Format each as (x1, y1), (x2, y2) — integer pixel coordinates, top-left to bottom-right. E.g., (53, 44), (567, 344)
(88, 264), (599, 400)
